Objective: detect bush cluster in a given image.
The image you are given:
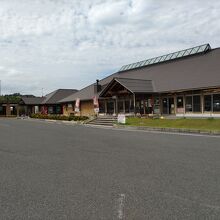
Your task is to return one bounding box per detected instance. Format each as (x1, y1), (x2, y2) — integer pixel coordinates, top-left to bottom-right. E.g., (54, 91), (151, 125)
(30, 113), (88, 121)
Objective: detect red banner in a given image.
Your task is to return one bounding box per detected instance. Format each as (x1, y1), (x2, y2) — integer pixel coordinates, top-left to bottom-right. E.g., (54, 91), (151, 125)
(75, 98), (80, 112)
(93, 96), (99, 113)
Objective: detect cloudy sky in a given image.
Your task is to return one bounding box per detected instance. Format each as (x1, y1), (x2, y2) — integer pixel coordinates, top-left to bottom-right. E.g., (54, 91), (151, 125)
(0, 0), (220, 95)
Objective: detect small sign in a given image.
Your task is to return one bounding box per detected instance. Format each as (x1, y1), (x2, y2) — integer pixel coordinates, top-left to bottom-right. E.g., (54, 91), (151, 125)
(75, 107), (80, 112)
(94, 108), (99, 113)
(177, 108), (184, 113)
(118, 114), (126, 124)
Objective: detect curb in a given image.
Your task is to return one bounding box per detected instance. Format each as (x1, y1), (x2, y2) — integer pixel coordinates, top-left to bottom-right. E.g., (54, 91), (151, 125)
(113, 125), (220, 136)
(20, 118), (83, 125)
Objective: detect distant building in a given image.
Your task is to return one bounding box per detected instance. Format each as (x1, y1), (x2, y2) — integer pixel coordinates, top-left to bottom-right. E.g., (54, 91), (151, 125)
(0, 95), (20, 117)
(19, 89), (78, 116)
(0, 102), (18, 117)
(59, 44), (220, 118)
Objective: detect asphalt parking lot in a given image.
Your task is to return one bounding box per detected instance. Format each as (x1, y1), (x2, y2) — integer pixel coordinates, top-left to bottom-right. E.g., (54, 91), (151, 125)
(0, 118), (220, 219)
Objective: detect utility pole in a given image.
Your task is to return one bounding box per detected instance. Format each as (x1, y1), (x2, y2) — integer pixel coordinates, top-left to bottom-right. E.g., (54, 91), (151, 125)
(0, 80), (1, 96)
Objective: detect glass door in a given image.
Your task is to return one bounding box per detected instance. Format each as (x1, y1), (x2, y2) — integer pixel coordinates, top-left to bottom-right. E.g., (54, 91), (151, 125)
(168, 97), (175, 114)
(162, 98), (168, 114)
(163, 97), (174, 114)
(107, 101), (115, 114)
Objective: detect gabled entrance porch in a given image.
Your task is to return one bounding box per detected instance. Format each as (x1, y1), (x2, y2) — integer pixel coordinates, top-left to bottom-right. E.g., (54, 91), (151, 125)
(98, 78), (155, 116)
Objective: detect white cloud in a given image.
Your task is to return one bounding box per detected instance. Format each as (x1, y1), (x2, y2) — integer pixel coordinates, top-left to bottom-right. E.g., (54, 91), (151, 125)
(0, 0), (220, 95)
(88, 1), (128, 26)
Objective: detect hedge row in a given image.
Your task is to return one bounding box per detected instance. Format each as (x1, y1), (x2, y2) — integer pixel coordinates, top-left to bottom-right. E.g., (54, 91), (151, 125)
(30, 113), (88, 121)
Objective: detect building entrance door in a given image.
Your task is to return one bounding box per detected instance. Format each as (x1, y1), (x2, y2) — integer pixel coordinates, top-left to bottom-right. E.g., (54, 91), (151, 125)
(168, 97), (175, 114)
(162, 97), (175, 114)
(107, 101), (115, 114)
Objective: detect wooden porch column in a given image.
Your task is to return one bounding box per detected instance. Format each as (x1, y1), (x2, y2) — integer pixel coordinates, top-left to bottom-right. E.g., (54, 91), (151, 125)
(17, 105), (20, 117)
(174, 94), (177, 115)
(183, 94), (186, 115)
(104, 99), (107, 114)
(133, 94), (136, 115)
(201, 92), (204, 114)
(115, 96), (118, 115)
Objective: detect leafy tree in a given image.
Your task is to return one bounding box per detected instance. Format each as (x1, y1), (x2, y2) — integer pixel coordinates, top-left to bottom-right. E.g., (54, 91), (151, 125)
(0, 93), (22, 104)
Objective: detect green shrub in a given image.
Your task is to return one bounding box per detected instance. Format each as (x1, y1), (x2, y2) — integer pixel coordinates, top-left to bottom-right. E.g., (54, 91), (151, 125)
(30, 114), (88, 121)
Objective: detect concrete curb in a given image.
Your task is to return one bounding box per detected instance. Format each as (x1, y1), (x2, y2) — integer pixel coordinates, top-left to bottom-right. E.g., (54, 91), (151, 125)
(19, 118), (83, 125)
(16, 117), (220, 136)
(113, 124), (220, 136)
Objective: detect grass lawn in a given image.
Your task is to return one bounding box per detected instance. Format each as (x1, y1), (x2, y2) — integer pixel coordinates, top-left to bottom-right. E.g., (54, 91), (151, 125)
(125, 117), (220, 132)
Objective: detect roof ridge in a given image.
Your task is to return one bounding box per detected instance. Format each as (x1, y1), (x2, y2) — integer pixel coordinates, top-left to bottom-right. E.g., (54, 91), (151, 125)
(114, 77), (152, 81)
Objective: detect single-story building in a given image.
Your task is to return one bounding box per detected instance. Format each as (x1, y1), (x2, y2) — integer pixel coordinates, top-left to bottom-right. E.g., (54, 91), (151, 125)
(19, 89), (78, 116)
(0, 102), (18, 116)
(59, 43), (220, 118)
(0, 95), (21, 116)
(19, 96), (45, 116)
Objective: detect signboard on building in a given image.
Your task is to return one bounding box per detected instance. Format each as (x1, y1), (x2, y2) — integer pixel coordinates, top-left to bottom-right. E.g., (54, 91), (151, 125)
(118, 114), (126, 124)
(34, 106), (39, 114)
(75, 98), (80, 112)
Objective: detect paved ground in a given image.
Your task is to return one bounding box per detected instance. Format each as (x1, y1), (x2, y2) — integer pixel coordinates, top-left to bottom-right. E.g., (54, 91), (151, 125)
(0, 118), (220, 219)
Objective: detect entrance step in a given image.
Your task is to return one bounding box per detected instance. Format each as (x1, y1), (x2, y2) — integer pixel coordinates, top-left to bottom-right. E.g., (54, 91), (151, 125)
(86, 115), (117, 126)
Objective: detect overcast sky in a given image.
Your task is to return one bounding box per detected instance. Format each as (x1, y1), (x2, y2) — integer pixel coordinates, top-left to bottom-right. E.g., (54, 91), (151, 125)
(0, 0), (220, 95)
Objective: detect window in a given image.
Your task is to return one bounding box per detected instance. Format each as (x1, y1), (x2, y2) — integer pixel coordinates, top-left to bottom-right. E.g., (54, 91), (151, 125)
(185, 95), (201, 112)
(56, 106), (62, 114)
(48, 106), (54, 114)
(185, 96), (192, 112)
(213, 94), (220, 112)
(193, 95), (201, 112)
(204, 95), (212, 112)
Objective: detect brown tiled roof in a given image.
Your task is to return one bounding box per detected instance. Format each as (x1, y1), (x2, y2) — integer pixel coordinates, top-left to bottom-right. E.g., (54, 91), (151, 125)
(42, 89), (78, 104)
(21, 89), (78, 105)
(59, 47), (220, 103)
(20, 97), (45, 105)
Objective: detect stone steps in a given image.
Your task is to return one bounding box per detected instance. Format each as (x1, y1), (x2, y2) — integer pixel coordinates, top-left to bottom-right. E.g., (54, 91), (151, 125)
(87, 116), (117, 126)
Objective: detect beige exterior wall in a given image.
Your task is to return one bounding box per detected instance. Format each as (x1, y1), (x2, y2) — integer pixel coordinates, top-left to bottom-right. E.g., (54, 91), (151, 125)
(62, 101), (94, 117)
(80, 100), (94, 116)
(62, 104), (74, 116)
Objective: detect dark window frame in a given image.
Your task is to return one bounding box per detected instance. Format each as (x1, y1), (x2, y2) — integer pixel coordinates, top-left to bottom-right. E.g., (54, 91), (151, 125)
(204, 95), (212, 112)
(213, 94), (220, 112)
(185, 95), (201, 113)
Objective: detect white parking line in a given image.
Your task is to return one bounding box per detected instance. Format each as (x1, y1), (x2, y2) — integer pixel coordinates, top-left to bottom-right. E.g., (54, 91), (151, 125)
(117, 194), (125, 220)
